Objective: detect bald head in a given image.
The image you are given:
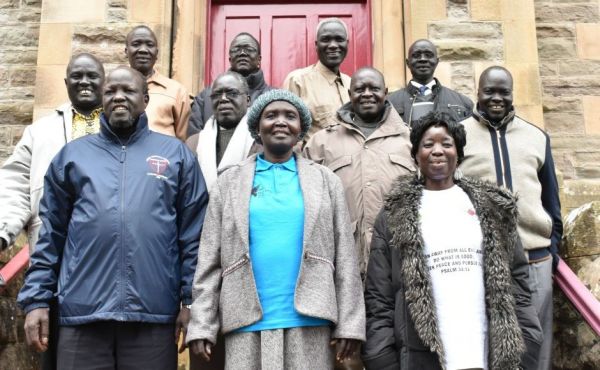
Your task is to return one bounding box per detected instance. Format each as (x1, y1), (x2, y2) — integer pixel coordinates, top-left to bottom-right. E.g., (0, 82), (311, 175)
(350, 67), (388, 122)
(478, 66), (513, 88)
(65, 53), (105, 115)
(406, 39), (439, 84)
(477, 66), (513, 123)
(352, 67), (385, 86)
(67, 53), (104, 76)
(103, 66), (149, 131)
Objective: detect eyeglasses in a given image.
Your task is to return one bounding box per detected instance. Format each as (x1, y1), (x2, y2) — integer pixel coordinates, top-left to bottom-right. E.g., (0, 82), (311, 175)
(229, 46), (258, 56)
(210, 90), (245, 100)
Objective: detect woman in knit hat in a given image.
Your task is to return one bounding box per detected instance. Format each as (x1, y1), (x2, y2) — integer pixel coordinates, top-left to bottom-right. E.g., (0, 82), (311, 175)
(187, 89), (365, 370)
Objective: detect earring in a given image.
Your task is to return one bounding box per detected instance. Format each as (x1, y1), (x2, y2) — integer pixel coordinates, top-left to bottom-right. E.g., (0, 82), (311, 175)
(416, 168), (423, 181)
(454, 168), (463, 181)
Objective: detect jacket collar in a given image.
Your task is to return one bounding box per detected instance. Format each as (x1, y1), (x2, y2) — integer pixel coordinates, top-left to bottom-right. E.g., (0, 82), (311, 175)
(255, 153), (297, 173)
(146, 70), (168, 88)
(99, 112), (150, 145)
(245, 69), (267, 91)
(406, 77), (442, 96)
(315, 61), (344, 86)
(385, 175), (524, 370)
(335, 101), (410, 141)
(229, 153), (320, 253)
(473, 105), (516, 129)
(56, 103), (75, 142)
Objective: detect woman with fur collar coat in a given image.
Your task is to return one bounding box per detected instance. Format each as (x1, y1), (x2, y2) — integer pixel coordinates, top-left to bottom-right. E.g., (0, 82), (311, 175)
(362, 113), (542, 370)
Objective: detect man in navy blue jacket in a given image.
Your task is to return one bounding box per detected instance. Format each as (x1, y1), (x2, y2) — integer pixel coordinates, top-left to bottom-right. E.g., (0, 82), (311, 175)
(17, 66), (208, 370)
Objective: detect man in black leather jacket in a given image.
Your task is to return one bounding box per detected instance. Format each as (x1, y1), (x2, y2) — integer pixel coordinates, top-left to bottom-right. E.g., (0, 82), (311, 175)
(388, 39), (473, 127)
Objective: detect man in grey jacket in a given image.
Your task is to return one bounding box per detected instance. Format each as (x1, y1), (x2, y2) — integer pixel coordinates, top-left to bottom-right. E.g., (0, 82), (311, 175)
(0, 53), (104, 370)
(0, 53), (104, 252)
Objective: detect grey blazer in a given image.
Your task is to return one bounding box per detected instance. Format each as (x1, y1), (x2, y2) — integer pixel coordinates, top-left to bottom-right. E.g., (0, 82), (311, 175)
(187, 154), (365, 345)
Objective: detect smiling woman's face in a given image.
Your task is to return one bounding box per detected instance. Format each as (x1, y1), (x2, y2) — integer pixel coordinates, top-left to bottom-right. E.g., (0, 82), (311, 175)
(416, 124), (457, 191)
(258, 100), (301, 162)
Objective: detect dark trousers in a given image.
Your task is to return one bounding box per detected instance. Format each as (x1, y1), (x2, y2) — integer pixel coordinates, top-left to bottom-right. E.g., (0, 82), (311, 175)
(57, 321), (176, 370)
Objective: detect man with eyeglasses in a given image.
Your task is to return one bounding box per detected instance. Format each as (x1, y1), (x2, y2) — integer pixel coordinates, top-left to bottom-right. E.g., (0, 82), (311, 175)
(189, 32), (272, 136)
(186, 71), (260, 193)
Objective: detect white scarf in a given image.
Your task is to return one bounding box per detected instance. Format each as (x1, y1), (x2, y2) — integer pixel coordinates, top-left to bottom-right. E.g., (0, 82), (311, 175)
(196, 115), (255, 190)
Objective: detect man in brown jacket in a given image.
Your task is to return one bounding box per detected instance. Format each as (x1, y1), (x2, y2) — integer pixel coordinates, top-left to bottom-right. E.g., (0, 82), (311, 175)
(125, 25), (190, 140)
(304, 67), (414, 277)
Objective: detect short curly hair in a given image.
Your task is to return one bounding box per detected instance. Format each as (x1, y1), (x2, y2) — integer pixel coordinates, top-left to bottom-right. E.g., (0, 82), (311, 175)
(409, 111), (467, 165)
(246, 89), (312, 143)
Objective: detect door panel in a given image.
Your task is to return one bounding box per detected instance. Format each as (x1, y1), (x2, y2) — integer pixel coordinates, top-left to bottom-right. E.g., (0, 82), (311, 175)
(208, 1), (371, 88)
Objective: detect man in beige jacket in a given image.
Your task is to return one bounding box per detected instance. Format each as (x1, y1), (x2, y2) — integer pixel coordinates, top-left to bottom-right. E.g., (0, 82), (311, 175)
(283, 18), (351, 143)
(304, 67), (414, 277)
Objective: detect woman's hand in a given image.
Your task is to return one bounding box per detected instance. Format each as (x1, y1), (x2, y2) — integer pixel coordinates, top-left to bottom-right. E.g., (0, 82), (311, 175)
(190, 339), (213, 362)
(331, 338), (361, 362)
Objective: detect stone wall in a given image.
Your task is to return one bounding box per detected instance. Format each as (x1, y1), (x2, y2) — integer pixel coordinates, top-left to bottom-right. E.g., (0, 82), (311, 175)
(535, 0), (600, 212)
(0, 1), (41, 366)
(0, 0), (41, 164)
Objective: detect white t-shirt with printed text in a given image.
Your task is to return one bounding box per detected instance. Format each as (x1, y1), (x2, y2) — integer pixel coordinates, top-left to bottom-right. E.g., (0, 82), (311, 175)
(420, 185), (488, 370)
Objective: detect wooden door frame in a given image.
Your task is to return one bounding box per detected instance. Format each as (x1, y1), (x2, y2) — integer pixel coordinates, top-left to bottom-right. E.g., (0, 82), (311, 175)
(171, 0), (405, 95)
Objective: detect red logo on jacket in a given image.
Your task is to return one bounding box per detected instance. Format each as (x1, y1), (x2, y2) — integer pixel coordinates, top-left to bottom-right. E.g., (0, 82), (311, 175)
(146, 155), (170, 180)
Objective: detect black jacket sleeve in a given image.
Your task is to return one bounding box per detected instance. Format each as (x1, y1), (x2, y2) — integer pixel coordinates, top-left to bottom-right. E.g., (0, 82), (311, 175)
(538, 133), (563, 271)
(362, 211), (401, 370)
(512, 236), (543, 370)
(188, 88), (213, 137)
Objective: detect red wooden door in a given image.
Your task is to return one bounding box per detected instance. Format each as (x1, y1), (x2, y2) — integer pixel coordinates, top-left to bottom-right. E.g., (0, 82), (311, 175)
(207, 1), (372, 88)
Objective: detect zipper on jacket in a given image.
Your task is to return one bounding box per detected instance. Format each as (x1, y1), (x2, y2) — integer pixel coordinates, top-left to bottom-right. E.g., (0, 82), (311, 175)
(221, 253), (250, 277)
(119, 145), (127, 317)
(495, 129), (507, 188)
(305, 251), (335, 271)
(408, 94), (417, 125)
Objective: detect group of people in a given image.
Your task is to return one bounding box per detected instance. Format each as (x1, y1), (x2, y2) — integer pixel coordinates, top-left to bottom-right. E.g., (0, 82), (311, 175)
(0, 17), (562, 370)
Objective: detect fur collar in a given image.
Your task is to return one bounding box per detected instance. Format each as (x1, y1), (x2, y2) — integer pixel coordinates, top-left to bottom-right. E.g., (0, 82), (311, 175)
(385, 175), (525, 370)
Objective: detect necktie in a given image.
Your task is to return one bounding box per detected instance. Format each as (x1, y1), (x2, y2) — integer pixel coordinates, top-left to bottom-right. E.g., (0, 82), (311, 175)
(419, 85), (429, 96)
